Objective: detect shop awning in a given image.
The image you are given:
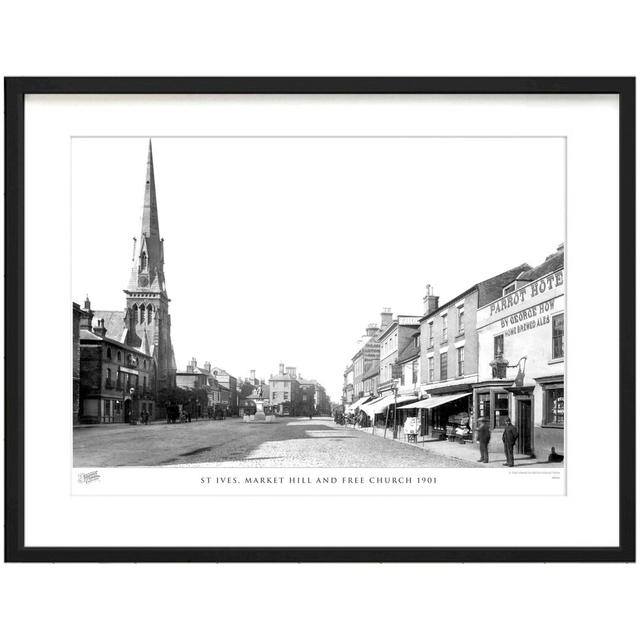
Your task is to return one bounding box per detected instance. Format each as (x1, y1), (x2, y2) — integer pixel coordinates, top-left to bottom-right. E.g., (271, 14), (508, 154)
(347, 396), (373, 412)
(402, 392), (471, 410)
(362, 394), (418, 416)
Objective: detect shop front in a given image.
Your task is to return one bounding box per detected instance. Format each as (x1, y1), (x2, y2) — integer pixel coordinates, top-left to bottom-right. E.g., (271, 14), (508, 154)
(405, 389), (473, 439)
(475, 251), (565, 460)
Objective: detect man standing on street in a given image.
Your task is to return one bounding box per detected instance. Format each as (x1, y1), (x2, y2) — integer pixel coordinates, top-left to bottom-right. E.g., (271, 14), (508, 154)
(502, 418), (518, 467)
(476, 418), (491, 463)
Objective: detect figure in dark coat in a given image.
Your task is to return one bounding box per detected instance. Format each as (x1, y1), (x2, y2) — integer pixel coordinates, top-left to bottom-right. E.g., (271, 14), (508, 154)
(502, 419), (519, 467)
(476, 419), (491, 463)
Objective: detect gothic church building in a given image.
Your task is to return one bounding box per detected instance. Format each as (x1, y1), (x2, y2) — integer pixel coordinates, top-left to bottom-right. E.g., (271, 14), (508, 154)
(93, 140), (177, 395)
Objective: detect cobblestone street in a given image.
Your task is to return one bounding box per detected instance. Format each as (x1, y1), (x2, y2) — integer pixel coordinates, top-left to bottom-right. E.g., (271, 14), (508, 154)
(74, 417), (480, 468)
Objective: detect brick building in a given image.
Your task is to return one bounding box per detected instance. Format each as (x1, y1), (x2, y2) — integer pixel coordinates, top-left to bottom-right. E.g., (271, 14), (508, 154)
(415, 264), (530, 437)
(78, 299), (156, 424)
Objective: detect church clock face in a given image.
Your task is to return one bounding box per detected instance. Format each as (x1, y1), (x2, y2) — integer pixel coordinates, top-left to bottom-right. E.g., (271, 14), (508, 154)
(138, 275), (149, 287)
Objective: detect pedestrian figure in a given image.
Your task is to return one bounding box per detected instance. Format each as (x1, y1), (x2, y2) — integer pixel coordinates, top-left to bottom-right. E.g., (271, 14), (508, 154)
(502, 418), (518, 467)
(476, 418), (491, 463)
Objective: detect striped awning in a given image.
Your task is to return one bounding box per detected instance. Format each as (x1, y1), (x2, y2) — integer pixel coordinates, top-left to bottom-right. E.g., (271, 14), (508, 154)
(362, 393), (418, 416)
(402, 392), (471, 410)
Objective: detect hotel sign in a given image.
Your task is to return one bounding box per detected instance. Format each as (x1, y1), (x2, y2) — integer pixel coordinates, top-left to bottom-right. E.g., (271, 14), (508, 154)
(489, 270), (564, 317)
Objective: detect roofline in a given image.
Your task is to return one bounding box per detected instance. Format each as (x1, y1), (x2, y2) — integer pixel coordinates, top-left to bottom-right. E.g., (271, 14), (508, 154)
(420, 285), (477, 323)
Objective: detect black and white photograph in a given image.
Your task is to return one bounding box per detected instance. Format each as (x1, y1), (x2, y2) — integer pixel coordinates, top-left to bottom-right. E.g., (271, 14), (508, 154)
(72, 135), (565, 479)
(5, 78), (632, 561)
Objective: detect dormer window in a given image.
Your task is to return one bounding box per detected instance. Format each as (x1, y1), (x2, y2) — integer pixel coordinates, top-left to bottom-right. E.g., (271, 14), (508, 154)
(503, 283), (516, 296)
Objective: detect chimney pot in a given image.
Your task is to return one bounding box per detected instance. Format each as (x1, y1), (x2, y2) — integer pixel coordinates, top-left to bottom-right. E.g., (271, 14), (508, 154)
(423, 284), (439, 315)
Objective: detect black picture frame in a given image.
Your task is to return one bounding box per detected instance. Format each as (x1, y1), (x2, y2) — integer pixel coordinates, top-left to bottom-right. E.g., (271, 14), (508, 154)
(4, 77), (635, 563)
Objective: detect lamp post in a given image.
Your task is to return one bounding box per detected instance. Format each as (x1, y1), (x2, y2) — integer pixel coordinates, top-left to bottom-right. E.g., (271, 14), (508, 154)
(392, 379), (399, 440)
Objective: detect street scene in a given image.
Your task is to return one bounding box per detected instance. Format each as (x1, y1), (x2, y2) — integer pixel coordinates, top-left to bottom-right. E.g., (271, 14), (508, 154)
(73, 138), (565, 471)
(74, 417), (481, 468)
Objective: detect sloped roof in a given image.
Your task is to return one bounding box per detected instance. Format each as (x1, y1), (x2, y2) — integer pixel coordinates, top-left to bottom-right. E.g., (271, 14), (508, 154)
(476, 263), (532, 308)
(397, 339), (420, 364)
(92, 310), (127, 343)
(517, 247), (564, 283)
(79, 328), (147, 356)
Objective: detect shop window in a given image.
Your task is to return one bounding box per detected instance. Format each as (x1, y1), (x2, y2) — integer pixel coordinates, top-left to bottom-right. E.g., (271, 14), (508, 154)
(545, 387), (564, 425)
(477, 393), (490, 419)
(495, 392), (509, 427)
(456, 346), (464, 376)
(440, 352), (448, 380)
(441, 315), (448, 342)
(552, 313), (564, 359)
(427, 357), (434, 383)
(494, 334), (504, 358)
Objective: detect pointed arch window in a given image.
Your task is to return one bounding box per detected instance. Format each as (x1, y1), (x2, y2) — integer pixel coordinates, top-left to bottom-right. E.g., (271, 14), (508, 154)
(140, 251), (147, 271)
(147, 305), (153, 323)
(132, 304), (138, 324)
(139, 305), (145, 324)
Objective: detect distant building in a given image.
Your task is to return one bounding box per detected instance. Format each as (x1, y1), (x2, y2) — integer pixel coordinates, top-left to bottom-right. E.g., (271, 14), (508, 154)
(298, 376), (331, 415)
(362, 361), (380, 397)
(209, 364), (238, 415)
(377, 314), (422, 395)
(78, 298), (155, 424)
(269, 363), (300, 416)
(176, 358), (232, 414)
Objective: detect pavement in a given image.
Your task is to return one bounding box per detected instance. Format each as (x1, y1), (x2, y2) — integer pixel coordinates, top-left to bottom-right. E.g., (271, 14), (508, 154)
(356, 425), (564, 468)
(73, 417), (480, 468)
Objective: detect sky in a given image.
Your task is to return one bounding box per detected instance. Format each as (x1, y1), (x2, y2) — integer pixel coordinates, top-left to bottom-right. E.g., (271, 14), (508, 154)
(72, 136), (565, 401)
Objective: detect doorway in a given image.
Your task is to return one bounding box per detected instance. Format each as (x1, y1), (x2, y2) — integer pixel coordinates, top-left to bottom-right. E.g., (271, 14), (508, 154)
(124, 399), (131, 424)
(516, 398), (532, 455)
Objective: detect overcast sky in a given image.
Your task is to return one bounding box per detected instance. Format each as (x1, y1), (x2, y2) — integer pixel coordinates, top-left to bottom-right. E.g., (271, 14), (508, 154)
(72, 136), (565, 400)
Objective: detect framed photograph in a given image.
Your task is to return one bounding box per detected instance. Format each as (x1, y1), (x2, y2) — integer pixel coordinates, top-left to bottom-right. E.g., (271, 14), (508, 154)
(4, 77), (635, 562)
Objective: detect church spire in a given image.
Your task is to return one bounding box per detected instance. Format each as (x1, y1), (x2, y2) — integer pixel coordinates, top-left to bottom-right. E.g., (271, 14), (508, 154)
(126, 139), (166, 294)
(142, 139), (160, 240)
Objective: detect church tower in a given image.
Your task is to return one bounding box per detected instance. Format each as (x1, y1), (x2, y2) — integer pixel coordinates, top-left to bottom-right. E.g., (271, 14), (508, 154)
(123, 140), (176, 389)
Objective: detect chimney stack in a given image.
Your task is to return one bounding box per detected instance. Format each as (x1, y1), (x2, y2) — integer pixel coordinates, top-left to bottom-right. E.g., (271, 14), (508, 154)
(279, 362), (285, 375)
(380, 308), (393, 329)
(250, 369), (256, 380)
(94, 317), (107, 338)
(187, 357), (197, 373)
(203, 361), (211, 373)
(423, 284), (439, 316)
(286, 366), (297, 378)
(365, 323), (378, 337)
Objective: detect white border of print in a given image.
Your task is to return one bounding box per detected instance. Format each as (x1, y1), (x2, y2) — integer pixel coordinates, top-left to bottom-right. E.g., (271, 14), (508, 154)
(24, 94), (618, 548)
